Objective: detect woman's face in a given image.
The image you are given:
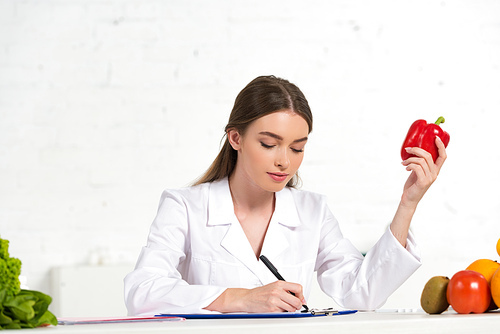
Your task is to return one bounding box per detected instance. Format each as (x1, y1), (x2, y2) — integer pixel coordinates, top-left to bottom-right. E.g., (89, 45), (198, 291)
(229, 110), (309, 193)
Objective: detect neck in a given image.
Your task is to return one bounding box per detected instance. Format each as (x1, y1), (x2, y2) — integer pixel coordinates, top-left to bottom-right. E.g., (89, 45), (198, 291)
(228, 171), (274, 212)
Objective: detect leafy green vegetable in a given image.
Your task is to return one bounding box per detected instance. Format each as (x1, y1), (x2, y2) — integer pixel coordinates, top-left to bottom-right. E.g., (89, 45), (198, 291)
(0, 238), (22, 297)
(0, 289), (57, 329)
(0, 236), (57, 329)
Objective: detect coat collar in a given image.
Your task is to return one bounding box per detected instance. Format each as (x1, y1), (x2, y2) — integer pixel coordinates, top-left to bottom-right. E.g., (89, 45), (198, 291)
(206, 178), (302, 284)
(207, 178), (237, 227)
(207, 178), (301, 228)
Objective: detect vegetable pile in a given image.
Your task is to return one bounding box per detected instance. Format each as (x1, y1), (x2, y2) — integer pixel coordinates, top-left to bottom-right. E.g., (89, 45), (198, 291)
(0, 236), (57, 329)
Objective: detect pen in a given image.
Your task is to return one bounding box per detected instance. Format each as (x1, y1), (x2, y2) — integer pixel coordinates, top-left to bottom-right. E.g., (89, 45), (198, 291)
(259, 255), (309, 312)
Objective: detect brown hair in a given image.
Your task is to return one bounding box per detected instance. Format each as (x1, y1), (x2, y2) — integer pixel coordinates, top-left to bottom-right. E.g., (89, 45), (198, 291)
(194, 75), (313, 187)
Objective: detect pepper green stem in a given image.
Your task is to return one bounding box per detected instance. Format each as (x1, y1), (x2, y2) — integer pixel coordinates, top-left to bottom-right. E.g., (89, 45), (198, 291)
(435, 116), (445, 125)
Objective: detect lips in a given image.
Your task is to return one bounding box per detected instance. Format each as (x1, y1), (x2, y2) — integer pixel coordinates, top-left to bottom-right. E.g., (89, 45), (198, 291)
(267, 172), (289, 182)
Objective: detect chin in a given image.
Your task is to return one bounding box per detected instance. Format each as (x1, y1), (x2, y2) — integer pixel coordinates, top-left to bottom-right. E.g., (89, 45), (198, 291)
(261, 181), (289, 193)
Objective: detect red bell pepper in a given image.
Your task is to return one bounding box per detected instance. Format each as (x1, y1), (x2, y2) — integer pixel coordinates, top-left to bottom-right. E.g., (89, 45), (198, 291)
(401, 116), (450, 162)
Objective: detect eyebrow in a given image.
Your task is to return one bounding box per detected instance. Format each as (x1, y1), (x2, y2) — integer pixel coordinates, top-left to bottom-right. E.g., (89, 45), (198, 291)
(258, 131), (308, 143)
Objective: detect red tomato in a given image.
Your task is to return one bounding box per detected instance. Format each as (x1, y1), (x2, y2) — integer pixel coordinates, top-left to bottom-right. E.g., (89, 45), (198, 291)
(446, 270), (491, 314)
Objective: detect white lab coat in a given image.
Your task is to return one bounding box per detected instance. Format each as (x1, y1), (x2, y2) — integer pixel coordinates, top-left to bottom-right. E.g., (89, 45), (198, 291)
(124, 178), (421, 315)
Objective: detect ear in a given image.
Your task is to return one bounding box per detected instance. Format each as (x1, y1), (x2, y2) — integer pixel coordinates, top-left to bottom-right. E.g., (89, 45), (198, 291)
(227, 129), (242, 151)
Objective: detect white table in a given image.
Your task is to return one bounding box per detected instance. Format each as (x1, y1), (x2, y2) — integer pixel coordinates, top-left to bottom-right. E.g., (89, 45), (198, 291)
(29, 310), (500, 334)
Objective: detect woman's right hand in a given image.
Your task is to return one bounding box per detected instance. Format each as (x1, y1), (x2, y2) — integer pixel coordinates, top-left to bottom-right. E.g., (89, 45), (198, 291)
(205, 281), (306, 313)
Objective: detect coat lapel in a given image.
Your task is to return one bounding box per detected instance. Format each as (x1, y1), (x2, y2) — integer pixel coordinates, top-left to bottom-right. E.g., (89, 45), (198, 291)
(207, 179), (263, 281)
(260, 187), (301, 270)
(208, 179), (302, 285)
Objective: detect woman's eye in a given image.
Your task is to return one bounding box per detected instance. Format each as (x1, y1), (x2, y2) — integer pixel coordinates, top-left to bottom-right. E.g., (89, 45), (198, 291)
(260, 142), (274, 149)
(291, 148), (304, 153)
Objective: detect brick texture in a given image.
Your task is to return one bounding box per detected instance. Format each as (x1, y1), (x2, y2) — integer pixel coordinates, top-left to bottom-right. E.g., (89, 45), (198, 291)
(1, 0), (499, 311)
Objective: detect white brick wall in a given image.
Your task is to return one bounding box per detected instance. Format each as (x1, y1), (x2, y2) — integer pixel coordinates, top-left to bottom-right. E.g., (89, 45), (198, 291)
(1, 0), (500, 313)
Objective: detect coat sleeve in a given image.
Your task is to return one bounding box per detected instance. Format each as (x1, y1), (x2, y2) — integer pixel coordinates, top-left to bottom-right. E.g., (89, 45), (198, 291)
(315, 201), (421, 311)
(124, 190), (226, 316)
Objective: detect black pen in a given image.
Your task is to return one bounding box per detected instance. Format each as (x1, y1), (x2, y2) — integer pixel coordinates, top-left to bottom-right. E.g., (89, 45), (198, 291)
(259, 255), (309, 312)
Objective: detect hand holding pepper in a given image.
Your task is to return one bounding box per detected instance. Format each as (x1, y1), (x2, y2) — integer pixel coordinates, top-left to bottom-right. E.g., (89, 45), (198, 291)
(390, 118), (448, 247)
(400, 117), (449, 205)
(401, 117), (450, 162)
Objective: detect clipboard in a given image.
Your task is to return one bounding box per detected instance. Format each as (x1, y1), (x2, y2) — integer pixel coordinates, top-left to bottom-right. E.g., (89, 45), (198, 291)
(157, 309), (357, 319)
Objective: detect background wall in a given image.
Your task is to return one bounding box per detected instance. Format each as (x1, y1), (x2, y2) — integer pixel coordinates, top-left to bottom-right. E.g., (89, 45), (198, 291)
(1, 0), (499, 313)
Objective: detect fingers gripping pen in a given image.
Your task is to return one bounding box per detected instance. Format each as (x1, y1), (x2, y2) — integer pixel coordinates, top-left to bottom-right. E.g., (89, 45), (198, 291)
(259, 255), (309, 312)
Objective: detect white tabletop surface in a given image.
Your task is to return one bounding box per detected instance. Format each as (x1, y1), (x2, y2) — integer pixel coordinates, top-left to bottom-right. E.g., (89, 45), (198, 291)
(27, 310), (500, 334)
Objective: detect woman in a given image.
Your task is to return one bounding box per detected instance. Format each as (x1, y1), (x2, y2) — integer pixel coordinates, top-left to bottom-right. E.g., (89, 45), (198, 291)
(124, 75), (447, 315)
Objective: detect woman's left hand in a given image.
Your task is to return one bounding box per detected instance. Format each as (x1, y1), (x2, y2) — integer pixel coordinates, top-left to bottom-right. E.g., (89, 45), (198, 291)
(400, 136), (447, 207)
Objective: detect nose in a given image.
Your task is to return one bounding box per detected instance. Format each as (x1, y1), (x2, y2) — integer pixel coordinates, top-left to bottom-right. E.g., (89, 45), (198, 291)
(274, 148), (290, 169)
